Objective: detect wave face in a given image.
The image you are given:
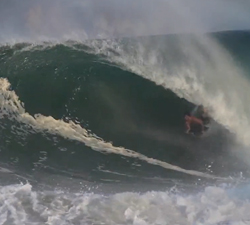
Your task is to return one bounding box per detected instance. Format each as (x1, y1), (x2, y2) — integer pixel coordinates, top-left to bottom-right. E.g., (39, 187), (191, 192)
(1, 30), (250, 224)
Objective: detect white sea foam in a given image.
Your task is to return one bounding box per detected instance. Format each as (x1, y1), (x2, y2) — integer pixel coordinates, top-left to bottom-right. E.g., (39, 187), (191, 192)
(0, 183), (249, 225)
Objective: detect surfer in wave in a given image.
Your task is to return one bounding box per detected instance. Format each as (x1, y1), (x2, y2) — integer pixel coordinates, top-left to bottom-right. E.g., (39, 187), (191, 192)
(185, 105), (210, 135)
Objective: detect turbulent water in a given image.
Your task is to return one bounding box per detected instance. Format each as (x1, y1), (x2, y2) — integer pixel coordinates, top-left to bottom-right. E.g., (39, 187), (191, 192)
(0, 30), (250, 224)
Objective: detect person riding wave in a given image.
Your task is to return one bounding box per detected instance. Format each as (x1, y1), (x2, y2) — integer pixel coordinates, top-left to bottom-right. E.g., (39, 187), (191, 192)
(185, 105), (210, 135)
(184, 112), (205, 134)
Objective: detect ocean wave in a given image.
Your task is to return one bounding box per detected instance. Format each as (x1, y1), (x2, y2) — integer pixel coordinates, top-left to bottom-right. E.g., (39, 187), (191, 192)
(0, 31), (250, 180)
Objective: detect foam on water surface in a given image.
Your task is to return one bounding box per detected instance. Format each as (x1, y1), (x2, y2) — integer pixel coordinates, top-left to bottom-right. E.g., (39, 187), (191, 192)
(0, 183), (249, 225)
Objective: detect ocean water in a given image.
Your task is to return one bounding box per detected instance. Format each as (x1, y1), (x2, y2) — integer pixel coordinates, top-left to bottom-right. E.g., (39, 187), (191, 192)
(0, 29), (250, 224)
